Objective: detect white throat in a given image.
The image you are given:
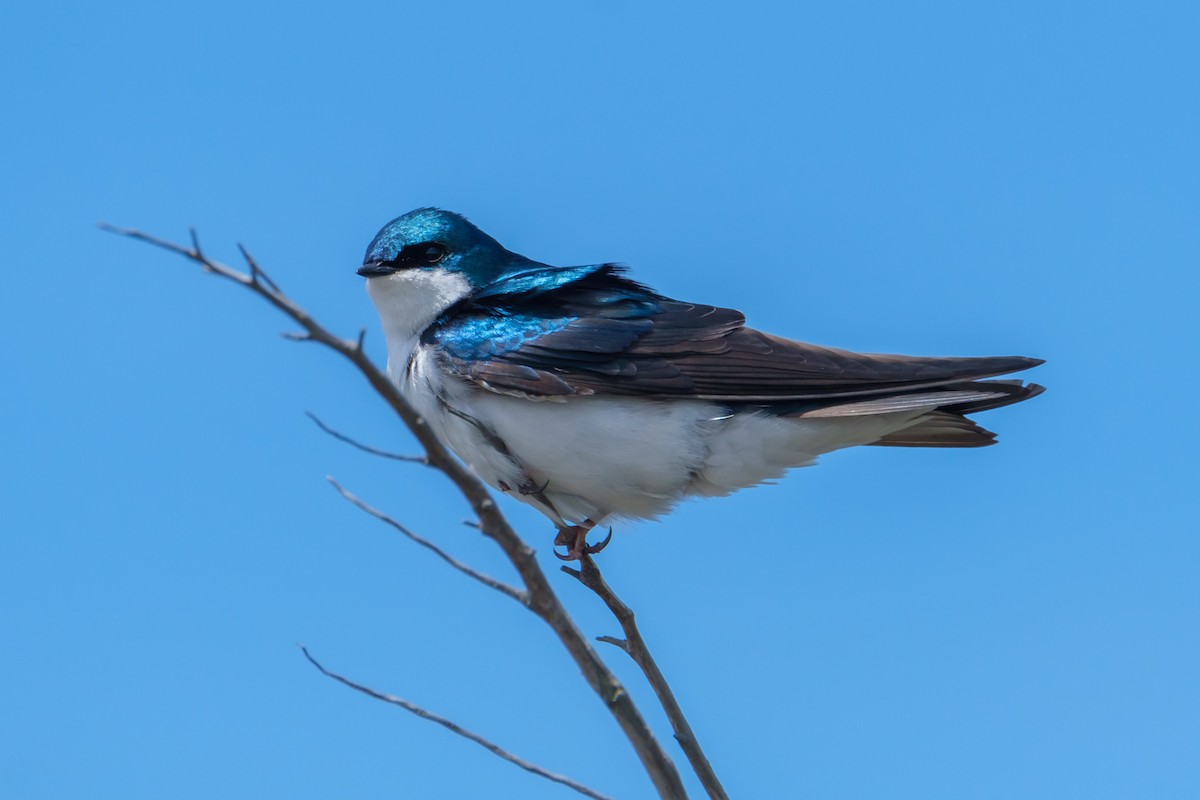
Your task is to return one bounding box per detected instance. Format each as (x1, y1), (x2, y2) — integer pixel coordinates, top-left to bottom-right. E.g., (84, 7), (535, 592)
(366, 269), (473, 343)
(365, 269), (473, 377)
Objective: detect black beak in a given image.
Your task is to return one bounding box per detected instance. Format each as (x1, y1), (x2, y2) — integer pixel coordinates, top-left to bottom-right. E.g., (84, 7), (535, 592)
(356, 261), (396, 277)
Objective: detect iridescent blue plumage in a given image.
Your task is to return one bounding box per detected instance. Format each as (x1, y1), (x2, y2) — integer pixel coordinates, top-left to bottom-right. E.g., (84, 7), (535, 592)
(424, 264), (662, 365)
(363, 207), (545, 291)
(475, 264), (608, 298)
(428, 314), (575, 360)
(364, 207), (504, 266)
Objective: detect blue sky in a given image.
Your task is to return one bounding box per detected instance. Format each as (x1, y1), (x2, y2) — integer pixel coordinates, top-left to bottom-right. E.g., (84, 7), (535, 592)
(2, 2), (1196, 798)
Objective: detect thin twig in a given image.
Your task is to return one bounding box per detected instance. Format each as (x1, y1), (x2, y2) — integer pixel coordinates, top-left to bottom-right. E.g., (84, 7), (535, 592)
(306, 411), (428, 464)
(326, 477), (526, 604)
(566, 555), (729, 800)
(104, 224), (688, 800)
(596, 635), (629, 652)
(300, 646), (614, 800)
(238, 242), (282, 293)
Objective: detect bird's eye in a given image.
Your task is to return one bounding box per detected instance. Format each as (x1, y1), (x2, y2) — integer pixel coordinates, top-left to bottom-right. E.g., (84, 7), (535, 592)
(393, 242), (448, 268)
(419, 243), (447, 265)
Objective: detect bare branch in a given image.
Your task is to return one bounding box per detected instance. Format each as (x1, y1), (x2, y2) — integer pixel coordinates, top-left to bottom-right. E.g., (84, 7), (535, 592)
(106, 224), (689, 800)
(300, 646), (614, 800)
(327, 477), (526, 604)
(306, 411), (427, 464)
(99, 223), (211, 263)
(566, 556), (728, 800)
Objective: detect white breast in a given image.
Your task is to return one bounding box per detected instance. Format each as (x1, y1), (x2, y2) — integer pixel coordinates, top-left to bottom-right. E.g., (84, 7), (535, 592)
(441, 388), (721, 524)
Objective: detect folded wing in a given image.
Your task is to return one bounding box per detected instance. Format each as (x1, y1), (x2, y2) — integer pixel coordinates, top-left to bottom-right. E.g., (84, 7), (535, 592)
(431, 291), (1043, 403)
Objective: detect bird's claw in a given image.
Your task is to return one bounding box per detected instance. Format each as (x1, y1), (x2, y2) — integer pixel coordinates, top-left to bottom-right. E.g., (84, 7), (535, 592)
(553, 523), (613, 561)
(588, 527), (614, 554)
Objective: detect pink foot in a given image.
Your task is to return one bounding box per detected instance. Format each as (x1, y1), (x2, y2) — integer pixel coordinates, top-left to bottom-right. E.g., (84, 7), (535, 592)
(553, 520), (613, 560)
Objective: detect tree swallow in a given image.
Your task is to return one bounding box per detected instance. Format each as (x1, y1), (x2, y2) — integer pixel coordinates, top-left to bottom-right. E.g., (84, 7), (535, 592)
(358, 208), (1044, 559)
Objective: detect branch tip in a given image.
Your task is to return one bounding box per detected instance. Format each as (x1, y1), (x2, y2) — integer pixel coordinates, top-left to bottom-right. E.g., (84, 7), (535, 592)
(238, 243), (260, 284)
(327, 477), (524, 602)
(306, 412), (427, 463)
(597, 635), (630, 652)
(300, 646), (613, 800)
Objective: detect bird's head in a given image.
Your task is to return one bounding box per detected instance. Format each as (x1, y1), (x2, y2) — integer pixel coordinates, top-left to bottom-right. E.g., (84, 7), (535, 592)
(357, 208), (521, 289)
(357, 208), (546, 341)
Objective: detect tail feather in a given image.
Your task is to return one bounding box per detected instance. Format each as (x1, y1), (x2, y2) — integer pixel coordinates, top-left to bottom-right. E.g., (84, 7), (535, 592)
(869, 380), (1044, 448)
(872, 412), (998, 447)
(937, 380), (1046, 415)
(779, 379), (1045, 449)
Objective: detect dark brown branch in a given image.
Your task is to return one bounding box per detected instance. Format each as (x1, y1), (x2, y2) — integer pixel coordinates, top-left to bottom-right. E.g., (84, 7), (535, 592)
(103, 224), (688, 800)
(300, 646), (614, 800)
(565, 556), (729, 800)
(306, 411), (427, 464)
(326, 477), (526, 603)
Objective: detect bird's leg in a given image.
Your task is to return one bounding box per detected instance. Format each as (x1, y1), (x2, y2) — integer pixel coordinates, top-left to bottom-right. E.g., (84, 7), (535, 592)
(553, 520), (613, 561)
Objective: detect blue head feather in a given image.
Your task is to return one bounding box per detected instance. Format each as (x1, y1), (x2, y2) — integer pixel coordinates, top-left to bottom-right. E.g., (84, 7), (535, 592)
(364, 208), (543, 290)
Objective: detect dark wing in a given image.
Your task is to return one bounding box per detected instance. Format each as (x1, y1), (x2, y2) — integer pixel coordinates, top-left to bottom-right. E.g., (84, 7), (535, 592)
(428, 266), (1043, 401)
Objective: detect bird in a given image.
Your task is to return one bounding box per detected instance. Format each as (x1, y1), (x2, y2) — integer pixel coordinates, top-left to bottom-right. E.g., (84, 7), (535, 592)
(358, 208), (1044, 559)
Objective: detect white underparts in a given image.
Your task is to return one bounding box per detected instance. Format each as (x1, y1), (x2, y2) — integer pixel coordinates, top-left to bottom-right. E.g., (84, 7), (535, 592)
(400, 358), (926, 526)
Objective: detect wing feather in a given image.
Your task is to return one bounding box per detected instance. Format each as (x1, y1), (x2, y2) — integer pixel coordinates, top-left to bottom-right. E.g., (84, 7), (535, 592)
(427, 270), (1043, 401)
